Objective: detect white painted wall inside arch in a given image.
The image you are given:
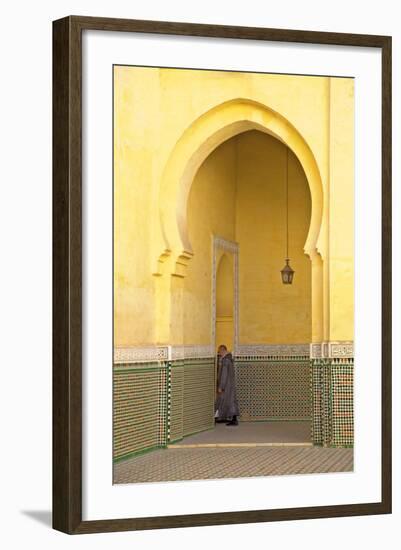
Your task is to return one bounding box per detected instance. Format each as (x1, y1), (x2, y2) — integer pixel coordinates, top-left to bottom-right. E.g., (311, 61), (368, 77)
(83, 27), (380, 520)
(1, 1), (400, 549)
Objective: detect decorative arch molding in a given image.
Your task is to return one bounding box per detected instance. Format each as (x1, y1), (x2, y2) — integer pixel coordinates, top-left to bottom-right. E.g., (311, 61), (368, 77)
(155, 98), (325, 276)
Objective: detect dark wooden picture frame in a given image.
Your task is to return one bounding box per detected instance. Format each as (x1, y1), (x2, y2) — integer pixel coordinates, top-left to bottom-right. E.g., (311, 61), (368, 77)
(53, 15), (392, 534)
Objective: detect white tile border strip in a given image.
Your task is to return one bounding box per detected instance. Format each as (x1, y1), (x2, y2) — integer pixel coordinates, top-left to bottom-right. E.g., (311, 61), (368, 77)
(235, 343), (310, 357)
(114, 344), (214, 363)
(114, 341), (354, 363)
(114, 346), (168, 363)
(310, 341), (354, 359)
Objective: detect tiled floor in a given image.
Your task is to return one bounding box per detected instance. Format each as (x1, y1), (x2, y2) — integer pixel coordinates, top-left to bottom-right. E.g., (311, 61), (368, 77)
(170, 421), (312, 446)
(114, 445), (353, 484)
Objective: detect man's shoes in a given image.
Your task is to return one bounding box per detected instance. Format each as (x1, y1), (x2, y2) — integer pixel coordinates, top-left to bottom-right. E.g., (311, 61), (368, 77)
(226, 417), (238, 426)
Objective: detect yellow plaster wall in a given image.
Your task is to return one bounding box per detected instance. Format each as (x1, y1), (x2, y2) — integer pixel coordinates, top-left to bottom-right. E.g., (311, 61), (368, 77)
(114, 68), (159, 346)
(216, 254), (235, 317)
(184, 139), (237, 345)
(113, 65), (354, 348)
(184, 130), (311, 346)
(216, 318), (234, 352)
(235, 131), (312, 343)
(216, 254), (234, 351)
(328, 79), (355, 341)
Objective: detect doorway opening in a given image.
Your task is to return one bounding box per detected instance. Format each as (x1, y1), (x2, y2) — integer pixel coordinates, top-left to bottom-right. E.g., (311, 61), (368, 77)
(172, 129), (313, 447)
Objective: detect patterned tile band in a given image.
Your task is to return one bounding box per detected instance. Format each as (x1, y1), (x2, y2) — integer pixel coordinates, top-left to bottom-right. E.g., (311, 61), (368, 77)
(235, 358), (311, 420)
(310, 341), (354, 359)
(311, 361), (323, 445)
(169, 363), (184, 442)
(113, 363), (167, 460)
(113, 358), (216, 459)
(182, 359), (215, 438)
(311, 358), (354, 447)
(114, 345), (214, 364)
(330, 359), (354, 446)
(114, 346), (168, 363)
(236, 344), (310, 358)
(168, 358), (216, 443)
(115, 342), (353, 362)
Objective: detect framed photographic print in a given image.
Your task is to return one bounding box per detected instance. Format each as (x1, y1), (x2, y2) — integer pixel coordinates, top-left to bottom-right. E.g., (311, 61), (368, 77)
(53, 16), (392, 534)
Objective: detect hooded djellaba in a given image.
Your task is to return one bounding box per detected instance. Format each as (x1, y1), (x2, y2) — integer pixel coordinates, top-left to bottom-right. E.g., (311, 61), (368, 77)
(215, 345), (240, 426)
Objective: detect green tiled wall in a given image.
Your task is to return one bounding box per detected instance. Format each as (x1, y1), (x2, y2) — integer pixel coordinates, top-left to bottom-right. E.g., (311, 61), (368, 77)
(235, 357), (311, 420)
(113, 357), (215, 458)
(113, 363), (167, 460)
(113, 354), (353, 461)
(311, 358), (354, 447)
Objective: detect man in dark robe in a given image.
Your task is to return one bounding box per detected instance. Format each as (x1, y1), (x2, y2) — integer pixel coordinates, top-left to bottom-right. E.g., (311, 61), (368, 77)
(214, 344), (240, 426)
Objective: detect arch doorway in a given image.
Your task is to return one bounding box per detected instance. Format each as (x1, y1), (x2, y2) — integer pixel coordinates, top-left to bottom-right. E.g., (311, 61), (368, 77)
(174, 129), (313, 447)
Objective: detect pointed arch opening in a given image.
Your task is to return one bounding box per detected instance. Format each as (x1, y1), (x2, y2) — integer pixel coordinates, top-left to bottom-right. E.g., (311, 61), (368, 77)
(156, 98), (324, 272)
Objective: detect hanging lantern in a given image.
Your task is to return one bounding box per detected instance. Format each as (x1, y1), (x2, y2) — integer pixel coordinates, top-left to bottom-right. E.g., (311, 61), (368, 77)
(281, 147), (295, 284)
(281, 258), (295, 284)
